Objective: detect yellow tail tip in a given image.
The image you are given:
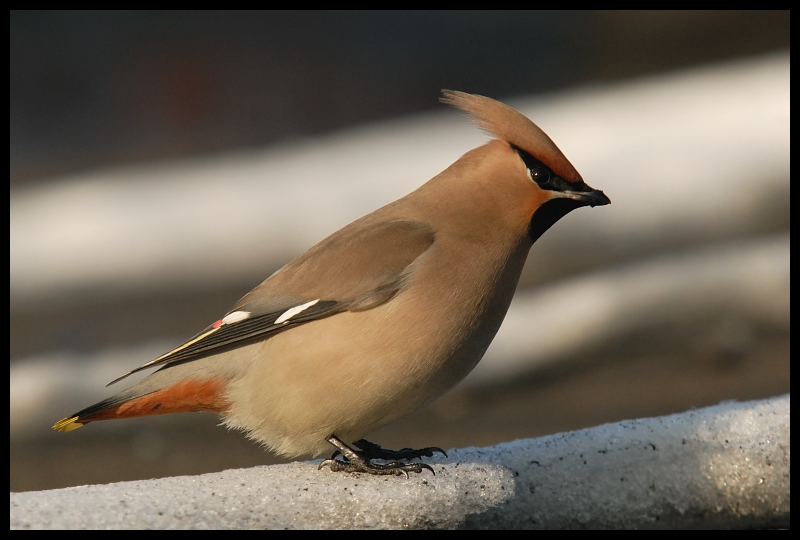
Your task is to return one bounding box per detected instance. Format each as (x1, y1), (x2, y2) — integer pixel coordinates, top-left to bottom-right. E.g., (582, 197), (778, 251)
(52, 416), (84, 432)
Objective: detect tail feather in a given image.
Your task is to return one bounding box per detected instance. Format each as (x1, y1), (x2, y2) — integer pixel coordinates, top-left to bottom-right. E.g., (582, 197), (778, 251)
(52, 378), (230, 432)
(52, 415), (87, 432)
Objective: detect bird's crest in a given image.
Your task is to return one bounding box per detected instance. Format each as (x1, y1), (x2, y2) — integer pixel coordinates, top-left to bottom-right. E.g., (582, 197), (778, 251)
(440, 90), (582, 183)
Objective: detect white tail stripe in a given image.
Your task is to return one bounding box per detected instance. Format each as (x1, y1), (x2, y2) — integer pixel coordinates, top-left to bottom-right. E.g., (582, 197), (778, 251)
(275, 299), (320, 324)
(222, 310), (251, 324)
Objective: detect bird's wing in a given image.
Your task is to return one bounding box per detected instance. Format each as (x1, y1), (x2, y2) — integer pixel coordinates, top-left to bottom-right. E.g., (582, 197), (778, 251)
(107, 220), (435, 385)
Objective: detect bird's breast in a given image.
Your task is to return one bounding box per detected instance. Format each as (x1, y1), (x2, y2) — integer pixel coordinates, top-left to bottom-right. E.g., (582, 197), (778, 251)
(398, 236), (532, 391)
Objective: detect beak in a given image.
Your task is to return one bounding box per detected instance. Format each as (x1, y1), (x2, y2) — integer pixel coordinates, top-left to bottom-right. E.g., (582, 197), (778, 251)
(554, 183), (610, 208)
(572, 187), (610, 207)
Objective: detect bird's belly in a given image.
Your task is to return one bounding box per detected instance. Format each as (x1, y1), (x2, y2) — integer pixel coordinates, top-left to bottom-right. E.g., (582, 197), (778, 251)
(222, 287), (504, 458)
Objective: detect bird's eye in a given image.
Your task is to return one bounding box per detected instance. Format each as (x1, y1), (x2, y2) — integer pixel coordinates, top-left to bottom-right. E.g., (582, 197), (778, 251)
(528, 167), (551, 185)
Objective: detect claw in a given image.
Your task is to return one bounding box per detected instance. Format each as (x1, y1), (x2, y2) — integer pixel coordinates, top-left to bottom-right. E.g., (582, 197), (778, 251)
(318, 456), (435, 477)
(429, 447), (448, 458)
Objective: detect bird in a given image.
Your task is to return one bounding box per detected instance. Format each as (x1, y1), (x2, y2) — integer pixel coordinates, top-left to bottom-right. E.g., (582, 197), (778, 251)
(53, 90), (610, 476)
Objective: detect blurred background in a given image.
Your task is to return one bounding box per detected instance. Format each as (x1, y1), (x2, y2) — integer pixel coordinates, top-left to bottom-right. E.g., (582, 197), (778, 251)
(10, 11), (789, 492)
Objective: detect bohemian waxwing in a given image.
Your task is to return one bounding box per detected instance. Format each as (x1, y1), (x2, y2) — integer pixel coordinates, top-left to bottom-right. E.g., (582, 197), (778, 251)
(54, 90), (610, 476)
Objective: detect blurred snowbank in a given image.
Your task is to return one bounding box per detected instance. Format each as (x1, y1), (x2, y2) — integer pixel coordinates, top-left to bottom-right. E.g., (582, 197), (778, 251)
(10, 53), (789, 306)
(472, 233), (789, 386)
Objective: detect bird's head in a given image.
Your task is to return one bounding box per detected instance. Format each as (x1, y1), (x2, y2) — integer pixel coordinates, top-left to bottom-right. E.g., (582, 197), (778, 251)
(441, 90), (610, 242)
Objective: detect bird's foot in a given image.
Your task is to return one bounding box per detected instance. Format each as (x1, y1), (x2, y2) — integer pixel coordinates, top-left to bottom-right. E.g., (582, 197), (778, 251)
(352, 438), (447, 461)
(319, 456), (434, 477)
(318, 435), (441, 477)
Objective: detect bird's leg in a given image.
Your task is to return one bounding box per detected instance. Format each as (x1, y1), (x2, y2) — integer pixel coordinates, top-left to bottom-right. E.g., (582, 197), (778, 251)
(352, 438), (447, 461)
(318, 435), (437, 477)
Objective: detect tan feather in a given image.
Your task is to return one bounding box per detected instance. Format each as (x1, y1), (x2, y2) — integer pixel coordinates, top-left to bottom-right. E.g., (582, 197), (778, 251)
(440, 89), (583, 183)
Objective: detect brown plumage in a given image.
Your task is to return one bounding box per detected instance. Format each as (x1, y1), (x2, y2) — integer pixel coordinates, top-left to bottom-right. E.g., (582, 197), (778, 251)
(53, 90), (609, 475)
(440, 90), (583, 182)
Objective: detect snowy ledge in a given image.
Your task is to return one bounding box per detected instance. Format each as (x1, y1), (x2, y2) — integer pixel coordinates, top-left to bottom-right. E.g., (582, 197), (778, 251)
(10, 395), (789, 529)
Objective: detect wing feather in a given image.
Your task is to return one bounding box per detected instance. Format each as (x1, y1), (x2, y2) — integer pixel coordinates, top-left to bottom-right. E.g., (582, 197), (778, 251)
(108, 220), (434, 386)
